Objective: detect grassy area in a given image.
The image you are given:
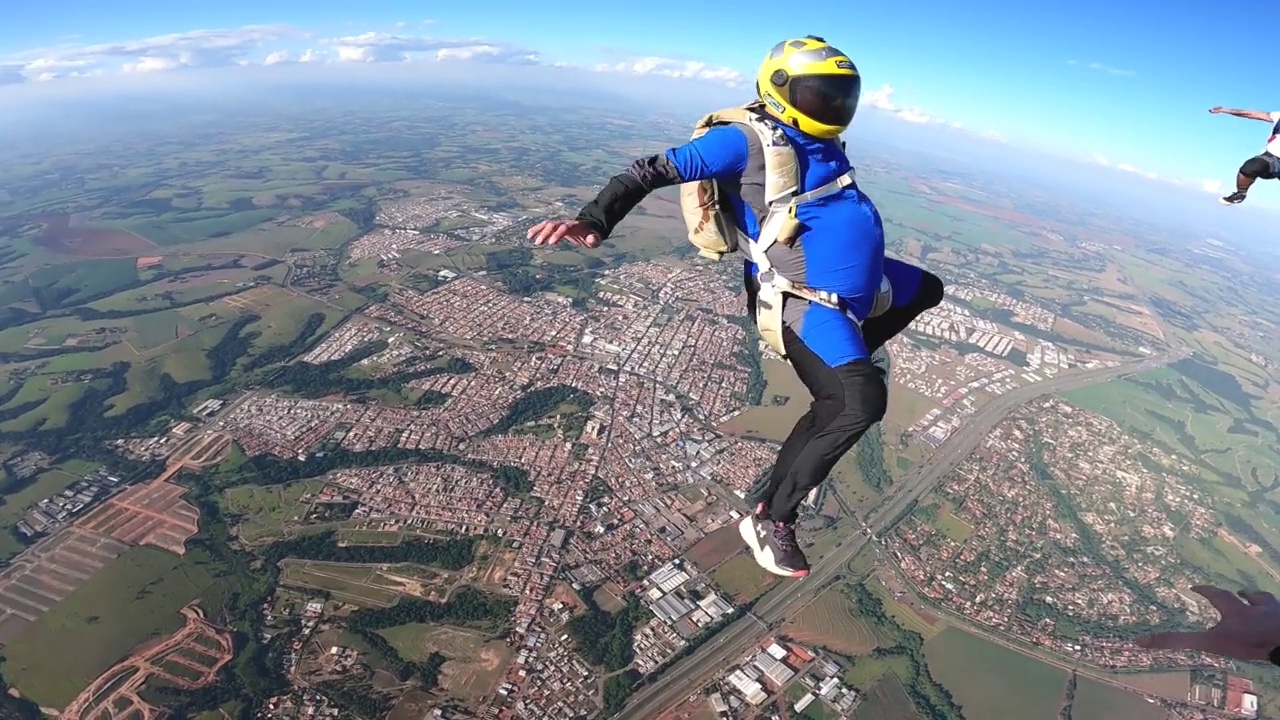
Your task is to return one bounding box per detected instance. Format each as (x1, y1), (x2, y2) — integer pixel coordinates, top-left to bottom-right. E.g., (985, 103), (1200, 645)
(843, 653), (911, 692)
(853, 673), (922, 720)
(1071, 677), (1166, 720)
(280, 561), (400, 607)
(337, 529), (403, 545)
(300, 218), (360, 250)
(223, 480), (324, 545)
(933, 504), (973, 544)
(923, 627), (1067, 720)
(782, 587), (882, 656)
(867, 579), (942, 639)
(710, 552), (778, 603)
(6, 546), (221, 709)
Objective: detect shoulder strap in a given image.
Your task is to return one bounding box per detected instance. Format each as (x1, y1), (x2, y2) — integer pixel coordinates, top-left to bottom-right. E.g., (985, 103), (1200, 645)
(692, 104), (800, 204)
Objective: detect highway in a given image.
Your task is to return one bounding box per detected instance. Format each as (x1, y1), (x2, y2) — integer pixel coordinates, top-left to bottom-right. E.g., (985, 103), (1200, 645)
(615, 348), (1186, 719)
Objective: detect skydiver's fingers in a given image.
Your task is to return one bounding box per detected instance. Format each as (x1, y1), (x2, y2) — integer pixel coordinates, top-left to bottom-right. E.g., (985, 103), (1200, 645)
(1238, 589), (1278, 606)
(532, 221), (568, 245)
(526, 222), (546, 240)
(1191, 585), (1245, 616)
(1136, 630), (1215, 652)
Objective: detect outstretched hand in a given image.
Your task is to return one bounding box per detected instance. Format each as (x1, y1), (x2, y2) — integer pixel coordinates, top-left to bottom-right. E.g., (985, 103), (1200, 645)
(527, 219), (602, 248)
(1209, 106), (1225, 114)
(1136, 585), (1280, 661)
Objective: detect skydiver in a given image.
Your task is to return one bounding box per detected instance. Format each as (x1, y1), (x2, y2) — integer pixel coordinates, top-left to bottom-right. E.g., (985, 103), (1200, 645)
(527, 35), (944, 579)
(1137, 584), (1280, 666)
(1208, 106), (1280, 205)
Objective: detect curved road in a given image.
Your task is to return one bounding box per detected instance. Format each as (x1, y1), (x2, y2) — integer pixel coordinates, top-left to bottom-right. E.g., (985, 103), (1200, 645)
(615, 348), (1187, 719)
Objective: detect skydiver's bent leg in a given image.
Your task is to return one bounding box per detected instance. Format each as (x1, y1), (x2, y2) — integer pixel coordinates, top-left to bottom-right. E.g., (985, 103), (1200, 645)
(862, 259), (945, 354)
(1221, 154), (1280, 205)
(741, 327), (887, 577)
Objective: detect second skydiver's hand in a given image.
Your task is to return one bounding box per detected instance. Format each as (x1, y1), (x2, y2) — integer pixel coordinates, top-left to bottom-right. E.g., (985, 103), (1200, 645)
(527, 220), (602, 248)
(1209, 106), (1224, 114)
(1136, 585), (1280, 662)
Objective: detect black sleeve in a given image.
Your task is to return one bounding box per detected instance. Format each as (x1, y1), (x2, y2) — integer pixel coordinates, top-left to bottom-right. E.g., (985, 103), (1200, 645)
(576, 154), (683, 239)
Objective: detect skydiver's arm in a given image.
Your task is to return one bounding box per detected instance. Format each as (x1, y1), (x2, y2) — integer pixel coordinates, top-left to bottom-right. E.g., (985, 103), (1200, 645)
(575, 126), (750, 239)
(1213, 107), (1275, 122)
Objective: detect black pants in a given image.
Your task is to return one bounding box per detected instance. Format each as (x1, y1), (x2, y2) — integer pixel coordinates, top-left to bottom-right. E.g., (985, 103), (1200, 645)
(753, 271), (945, 524)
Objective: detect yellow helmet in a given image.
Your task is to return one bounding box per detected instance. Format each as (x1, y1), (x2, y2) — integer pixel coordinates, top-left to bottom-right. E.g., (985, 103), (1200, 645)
(756, 35), (861, 140)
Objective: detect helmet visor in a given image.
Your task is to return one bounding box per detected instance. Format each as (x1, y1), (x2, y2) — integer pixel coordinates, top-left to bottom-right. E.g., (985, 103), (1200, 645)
(789, 73), (861, 129)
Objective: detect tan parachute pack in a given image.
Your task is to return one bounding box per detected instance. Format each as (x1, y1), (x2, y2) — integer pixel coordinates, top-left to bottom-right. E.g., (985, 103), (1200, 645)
(679, 103), (802, 261)
(677, 103), (888, 360)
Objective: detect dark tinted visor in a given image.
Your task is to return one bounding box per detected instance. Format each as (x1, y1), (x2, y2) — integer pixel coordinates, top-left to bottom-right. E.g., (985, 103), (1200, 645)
(789, 73), (861, 128)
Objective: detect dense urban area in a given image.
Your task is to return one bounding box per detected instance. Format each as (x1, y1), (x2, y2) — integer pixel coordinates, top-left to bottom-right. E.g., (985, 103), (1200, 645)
(2, 99), (1279, 720)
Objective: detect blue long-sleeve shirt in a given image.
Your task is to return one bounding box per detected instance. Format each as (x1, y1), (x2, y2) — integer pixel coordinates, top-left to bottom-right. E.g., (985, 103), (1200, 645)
(662, 123), (886, 367)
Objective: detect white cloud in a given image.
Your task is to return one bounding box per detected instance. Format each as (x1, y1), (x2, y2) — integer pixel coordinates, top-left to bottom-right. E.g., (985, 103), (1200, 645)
(122, 56), (181, 74)
(1066, 59), (1135, 77)
(6, 24), (302, 81)
(1092, 153), (1226, 191)
(862, 83), (971, 132)
(324, 32), (541, 65)
(1092, 154), (1158, 179)
(0, 20), (972, 136)
(591, 56), (743, 86)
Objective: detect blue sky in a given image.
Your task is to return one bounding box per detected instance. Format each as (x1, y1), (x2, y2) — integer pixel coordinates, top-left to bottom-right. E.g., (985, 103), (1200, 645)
(2, 0), (1277, 210)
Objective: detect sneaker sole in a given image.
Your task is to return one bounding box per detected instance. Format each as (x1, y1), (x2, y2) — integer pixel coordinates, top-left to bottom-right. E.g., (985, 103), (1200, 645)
(736, 517), (810, 578)
(1219, 198), (1243, 205)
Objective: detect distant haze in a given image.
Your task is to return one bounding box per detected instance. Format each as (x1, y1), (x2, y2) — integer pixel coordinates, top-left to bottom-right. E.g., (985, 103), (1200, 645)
(2, 61), (1275, 252)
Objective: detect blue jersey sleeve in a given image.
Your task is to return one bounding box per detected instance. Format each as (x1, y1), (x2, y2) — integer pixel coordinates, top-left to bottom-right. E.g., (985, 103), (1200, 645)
(663, 126), (750, 183)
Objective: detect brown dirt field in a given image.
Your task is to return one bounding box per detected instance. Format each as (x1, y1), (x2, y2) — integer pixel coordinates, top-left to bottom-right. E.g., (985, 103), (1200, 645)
(1103, 670), (1191, 701)
(76, 460), (200, 555)
(1051, 316), (1116, 349)
(926, 196), (1048, 228)
(683, 525), (742, 572)
(592, 583), (626, 613)
(782, 588), (880, 656)
(36, 216), (157, 258)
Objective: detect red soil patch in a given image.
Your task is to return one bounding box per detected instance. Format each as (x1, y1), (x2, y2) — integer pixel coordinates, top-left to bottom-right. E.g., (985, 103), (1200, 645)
(683, 524), (742, 572)
(36, 215), (156, 258)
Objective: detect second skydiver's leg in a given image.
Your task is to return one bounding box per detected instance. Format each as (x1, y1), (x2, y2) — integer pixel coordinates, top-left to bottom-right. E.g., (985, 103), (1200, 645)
(1220, 154), (1280, 205)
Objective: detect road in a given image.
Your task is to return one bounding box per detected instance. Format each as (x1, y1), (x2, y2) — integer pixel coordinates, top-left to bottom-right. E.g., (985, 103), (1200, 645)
(614, 348), (1186, 719)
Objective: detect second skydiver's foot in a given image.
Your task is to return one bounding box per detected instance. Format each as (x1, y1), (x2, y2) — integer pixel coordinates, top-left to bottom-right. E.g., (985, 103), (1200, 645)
(1220, 191), (1248, 205)
(738, 514), (810, 578)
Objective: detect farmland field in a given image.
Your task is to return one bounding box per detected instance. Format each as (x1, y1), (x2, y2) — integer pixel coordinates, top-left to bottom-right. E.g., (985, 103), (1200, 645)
(1071, 677), (1166, 720)
(279, 561), (401, 608)
(4, 546), (221, 709)
(781, 587), (881, 656)
(853, 673), (921, 720)
(709, 552), (778, 603)
(683, 525), (742, 572)
(923, 627), (1067, 720)
(377, 624), (511, 700)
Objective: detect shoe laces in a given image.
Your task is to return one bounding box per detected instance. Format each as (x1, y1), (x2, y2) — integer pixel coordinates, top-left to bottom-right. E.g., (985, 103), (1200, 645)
(772, 522), (799, 551)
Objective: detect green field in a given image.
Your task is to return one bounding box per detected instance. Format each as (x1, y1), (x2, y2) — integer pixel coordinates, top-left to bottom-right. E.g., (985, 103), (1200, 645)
(1061, 364), (1280, 492)
(923, 628), (1067, 720)
(280, 561), (401, 607)
(223, 480), (324, 544)
(853, 673), (921, 720)
(5, 546), (221, 709)
(710, 552), (777, 603)
(1071, 677), (1166, 720)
